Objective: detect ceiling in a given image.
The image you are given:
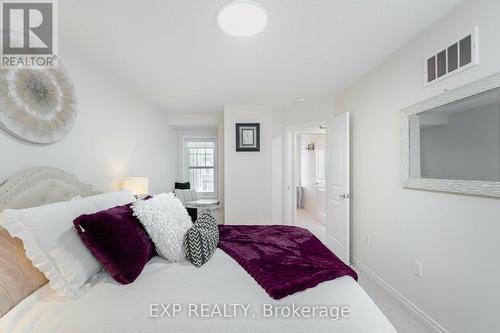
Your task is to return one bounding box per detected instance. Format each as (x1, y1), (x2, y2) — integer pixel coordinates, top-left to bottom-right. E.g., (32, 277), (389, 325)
(60, 0), (462, 114)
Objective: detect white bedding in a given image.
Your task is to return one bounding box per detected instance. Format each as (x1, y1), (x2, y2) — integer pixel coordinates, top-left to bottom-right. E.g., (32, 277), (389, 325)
(0, 250), (396, 333)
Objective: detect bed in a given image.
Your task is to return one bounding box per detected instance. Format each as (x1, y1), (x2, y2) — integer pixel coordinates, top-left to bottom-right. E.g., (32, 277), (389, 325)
(0, 167), (396, 333)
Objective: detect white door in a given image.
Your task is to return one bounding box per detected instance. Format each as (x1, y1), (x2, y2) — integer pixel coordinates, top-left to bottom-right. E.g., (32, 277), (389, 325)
(325, 112), (350, 265)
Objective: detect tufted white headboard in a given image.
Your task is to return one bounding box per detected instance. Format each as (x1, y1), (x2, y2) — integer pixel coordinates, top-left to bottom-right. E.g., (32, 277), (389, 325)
(0, 167), (100, 212)
(0, 167), (101, 316)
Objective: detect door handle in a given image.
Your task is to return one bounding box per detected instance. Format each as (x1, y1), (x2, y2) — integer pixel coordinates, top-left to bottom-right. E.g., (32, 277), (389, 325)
(338, 193), (350, 199)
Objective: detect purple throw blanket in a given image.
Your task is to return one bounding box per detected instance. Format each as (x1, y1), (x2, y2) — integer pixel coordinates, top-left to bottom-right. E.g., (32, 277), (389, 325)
(218, 225), (358, 300)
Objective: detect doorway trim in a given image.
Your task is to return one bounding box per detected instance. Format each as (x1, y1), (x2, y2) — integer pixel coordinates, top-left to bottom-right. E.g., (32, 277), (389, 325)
(283, 121), (326, 226)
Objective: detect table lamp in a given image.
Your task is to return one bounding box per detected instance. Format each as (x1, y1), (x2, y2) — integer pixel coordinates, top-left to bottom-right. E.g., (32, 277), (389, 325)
(121, 177), (148, 198)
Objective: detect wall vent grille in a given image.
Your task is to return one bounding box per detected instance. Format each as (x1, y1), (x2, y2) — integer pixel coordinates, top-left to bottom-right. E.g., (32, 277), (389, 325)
(424, 28), (478, 86)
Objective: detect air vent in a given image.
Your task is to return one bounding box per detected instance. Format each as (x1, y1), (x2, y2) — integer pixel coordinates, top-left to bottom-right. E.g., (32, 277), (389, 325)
(424, 28), (478, 86)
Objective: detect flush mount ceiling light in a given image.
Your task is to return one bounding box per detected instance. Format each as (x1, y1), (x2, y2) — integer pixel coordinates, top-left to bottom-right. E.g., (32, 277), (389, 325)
(217, 1), (268, 37)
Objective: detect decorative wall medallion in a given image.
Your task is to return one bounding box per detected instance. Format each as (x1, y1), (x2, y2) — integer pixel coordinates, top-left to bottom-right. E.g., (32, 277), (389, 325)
(0, 64), (77, 144)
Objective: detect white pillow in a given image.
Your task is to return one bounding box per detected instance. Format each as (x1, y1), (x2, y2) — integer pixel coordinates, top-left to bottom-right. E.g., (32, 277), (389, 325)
(174, 189), (199, 203)
(132, 193), (192, 262)
(0, 190), (135, 298)
(85, 190), (135, 210)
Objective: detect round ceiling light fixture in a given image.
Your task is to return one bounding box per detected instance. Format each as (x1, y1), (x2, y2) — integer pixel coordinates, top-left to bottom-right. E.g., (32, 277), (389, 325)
(217, 1), (268, 37)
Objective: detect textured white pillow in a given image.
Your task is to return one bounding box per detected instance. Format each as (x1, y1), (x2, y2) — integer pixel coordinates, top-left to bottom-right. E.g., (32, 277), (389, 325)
(132, 193), (193, 262)
(0, 190), (135, 298)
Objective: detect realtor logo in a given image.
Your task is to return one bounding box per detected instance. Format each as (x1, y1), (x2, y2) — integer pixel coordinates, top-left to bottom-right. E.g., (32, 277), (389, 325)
(0, 0), (58, 68)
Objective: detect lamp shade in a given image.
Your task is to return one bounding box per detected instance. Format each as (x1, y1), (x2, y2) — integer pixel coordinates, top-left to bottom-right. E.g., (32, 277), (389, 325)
(121, 177), (149, 196)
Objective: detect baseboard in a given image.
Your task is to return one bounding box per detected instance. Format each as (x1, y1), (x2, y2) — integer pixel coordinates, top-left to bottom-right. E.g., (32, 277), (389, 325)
(351, 256), (449, 333)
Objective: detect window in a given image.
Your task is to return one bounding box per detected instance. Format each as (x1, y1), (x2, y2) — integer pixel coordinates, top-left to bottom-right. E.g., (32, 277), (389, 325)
(184, 138), (216, 197)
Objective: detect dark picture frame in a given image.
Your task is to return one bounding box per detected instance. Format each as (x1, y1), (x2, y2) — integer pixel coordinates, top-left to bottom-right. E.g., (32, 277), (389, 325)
(235, 123), (260, 152)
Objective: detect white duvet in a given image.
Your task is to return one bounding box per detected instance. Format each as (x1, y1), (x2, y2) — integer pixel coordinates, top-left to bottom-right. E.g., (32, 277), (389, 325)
(0, 250), (396, 333)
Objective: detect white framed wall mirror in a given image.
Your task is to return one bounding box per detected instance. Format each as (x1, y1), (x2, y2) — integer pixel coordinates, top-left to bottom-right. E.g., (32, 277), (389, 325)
(401, 72), (500, 198)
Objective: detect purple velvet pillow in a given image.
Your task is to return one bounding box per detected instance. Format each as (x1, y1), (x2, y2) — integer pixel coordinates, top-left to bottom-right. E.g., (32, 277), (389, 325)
(73, 203), (155, 284)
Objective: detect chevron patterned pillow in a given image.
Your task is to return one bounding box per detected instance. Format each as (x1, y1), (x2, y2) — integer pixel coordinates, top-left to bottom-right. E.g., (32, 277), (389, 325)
(183, 209), (219, 267)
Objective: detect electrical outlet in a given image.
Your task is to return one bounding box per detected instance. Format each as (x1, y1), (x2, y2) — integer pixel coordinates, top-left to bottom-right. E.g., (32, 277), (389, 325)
(364, 235), (370, 246)
(413, 260), (423, 277)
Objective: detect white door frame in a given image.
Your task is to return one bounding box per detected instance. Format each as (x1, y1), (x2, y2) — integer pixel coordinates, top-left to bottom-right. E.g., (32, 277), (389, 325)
(283, 121), (326, 226)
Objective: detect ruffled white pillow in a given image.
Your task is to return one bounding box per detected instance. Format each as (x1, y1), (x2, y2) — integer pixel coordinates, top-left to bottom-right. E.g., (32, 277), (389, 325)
(0, 190), (136, 298)
(132, 193), (192, 262)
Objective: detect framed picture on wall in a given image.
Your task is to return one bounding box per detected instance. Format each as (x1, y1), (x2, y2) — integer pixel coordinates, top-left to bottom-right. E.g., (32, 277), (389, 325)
(236, 123), (260, 151)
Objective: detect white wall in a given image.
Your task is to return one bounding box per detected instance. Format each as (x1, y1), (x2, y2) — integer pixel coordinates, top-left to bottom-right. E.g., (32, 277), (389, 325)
(166, 114), (219, 128)
(278, 99), (335, 128)
(224, 105), (273, 224)
(271, 117), (283, 224)
(420, 105), (500, 181)
(334, 0), (500, 331)
(0, 41), (177, 194)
